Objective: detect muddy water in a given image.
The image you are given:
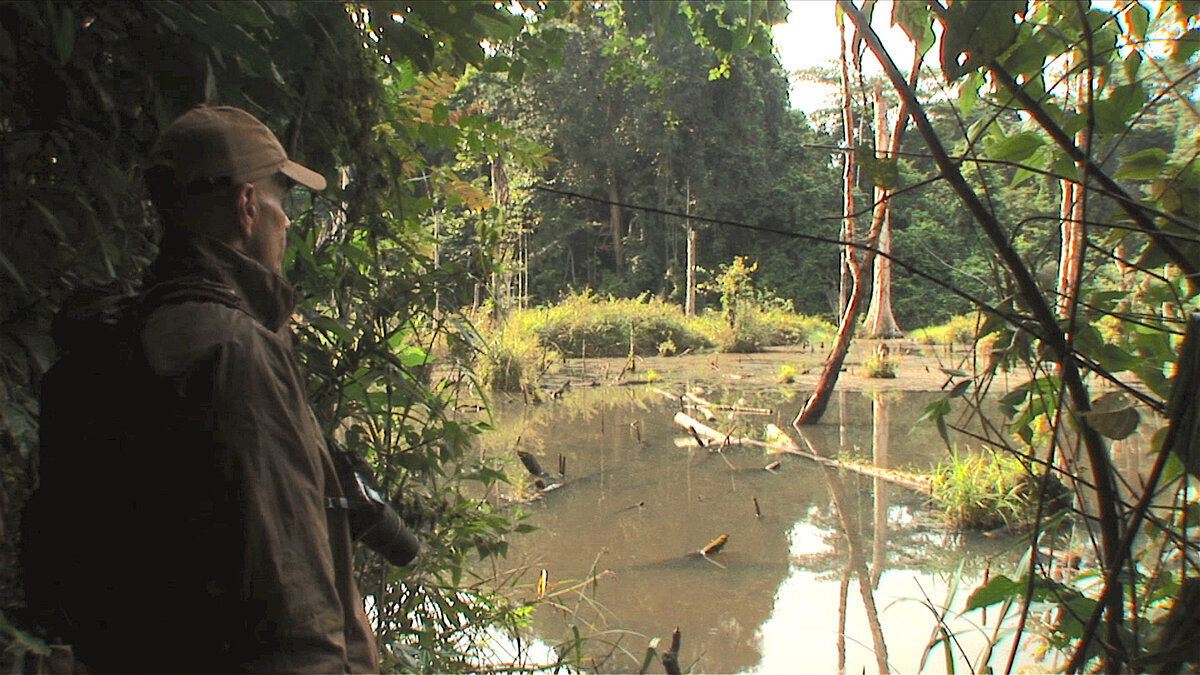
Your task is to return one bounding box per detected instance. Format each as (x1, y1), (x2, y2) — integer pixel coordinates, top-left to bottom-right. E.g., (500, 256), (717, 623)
(475, 384), (1127, 673)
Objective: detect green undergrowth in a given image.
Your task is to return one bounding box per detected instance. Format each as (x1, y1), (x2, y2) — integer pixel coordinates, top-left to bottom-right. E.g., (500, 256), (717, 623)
(471, 292), (835, 391)
(517, 292), (709, 358)
(930, 446), (1044, 530)
(912, 314), (980, 345)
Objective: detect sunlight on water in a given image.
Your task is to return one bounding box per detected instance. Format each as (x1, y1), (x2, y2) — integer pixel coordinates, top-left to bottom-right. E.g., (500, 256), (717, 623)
(475, 387), (1100, 673)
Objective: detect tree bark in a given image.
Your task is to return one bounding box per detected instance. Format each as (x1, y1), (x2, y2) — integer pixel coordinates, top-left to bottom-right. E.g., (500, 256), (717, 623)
(837, 17), (856, 320)
(863, 80), (903, 338)
(685, 178), (697, 317)
(608, 179), (624, 271)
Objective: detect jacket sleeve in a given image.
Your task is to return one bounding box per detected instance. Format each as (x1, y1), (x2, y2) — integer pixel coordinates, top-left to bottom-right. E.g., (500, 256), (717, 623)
(208, 317), (358, 673)
(142, 303), (363, 673)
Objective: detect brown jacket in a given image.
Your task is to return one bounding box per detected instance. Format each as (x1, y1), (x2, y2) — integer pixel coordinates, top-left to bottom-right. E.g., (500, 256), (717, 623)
(26, 234), (377, 673)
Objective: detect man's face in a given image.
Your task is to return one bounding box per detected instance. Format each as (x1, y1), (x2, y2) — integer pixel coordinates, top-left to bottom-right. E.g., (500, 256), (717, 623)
(244, 174), (292, 275)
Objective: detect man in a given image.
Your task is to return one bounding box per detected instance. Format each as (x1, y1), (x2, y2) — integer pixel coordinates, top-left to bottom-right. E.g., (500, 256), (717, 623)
(23, 105), (387, 672)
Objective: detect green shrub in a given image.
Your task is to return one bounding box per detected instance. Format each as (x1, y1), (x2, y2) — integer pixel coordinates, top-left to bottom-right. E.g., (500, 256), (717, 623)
(477, 319), (541, 392)
(930, 446), (1035, 530)
(778, 365), (797, 384)
(913, 314), (979, 345)
(520, 291), (710, 357)
(860, 354), (900, 378)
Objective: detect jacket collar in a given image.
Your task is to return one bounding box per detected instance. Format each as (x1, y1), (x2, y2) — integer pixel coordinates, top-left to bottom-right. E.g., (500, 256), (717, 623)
(145, 232), (299, 332)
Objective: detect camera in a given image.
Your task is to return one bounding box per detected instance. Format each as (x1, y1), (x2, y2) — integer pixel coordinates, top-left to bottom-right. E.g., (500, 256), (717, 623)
(326, 438), (420, 567)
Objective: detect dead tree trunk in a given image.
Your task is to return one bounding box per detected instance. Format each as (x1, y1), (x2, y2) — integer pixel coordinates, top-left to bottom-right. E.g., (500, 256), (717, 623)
(685, 178), (697, 317)
(863, 81), (903, 338)
(836, 17), (855, 320)
(796, 45), (920, 425)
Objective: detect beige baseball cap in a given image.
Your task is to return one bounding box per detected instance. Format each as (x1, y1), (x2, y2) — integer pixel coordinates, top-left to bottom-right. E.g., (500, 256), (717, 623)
(151, 105), (326, 191)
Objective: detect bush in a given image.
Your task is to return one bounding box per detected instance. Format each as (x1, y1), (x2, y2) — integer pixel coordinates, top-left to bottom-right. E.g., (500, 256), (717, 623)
(476, 317), (543, 392)
(860, 354), (900, 378)
(913, 314), (979, 345)
(520, 291), (710, 358)
(930, 446), (1036, 530)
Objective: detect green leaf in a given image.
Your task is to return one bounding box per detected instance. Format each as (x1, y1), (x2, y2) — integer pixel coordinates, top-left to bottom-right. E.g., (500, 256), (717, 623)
(939, 0), (1027, 81)
(966, 574), (1022, 610)
(1115, 147), (1169, 180)
(999, 387), (1026, 418)
(858, 147), (900, 189)
(948, 378), (973, 398)
(958, 72), (982, 117)
(1170, 28), (1200, 63)
(1125, 2), (1149, 41)
(506, 60), (526, 84)
(312, 315), (354, 343)
(1163, 313), (1200, 478)
(1123, 50), (1143, 82)
(1081, 392), (1140, 440)
(986, 130), (1045, 163)
(892, 0), (935, 56)
(1093, 83), (1147, 134)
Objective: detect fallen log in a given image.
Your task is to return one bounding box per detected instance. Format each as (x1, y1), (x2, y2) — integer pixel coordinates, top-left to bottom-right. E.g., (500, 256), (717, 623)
(670, 414), (933, 492)
(673, 412), (758, 449)
(653, 388), (772, 415)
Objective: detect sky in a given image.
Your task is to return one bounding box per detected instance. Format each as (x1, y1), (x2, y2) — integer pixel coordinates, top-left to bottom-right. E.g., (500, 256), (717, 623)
(772, 0), (919, 113)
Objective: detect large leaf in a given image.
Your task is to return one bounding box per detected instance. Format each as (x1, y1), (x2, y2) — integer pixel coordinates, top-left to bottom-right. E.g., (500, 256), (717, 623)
(1115, 147), (1169, 180)
(892, 0), (935, 57)
(1170, 28), (1200, 63)
(966, 574), (1022, 610)
(1080, 391), (1140, 440)
(939, 0), (1028, 81)
(985, 130), (1045, 163)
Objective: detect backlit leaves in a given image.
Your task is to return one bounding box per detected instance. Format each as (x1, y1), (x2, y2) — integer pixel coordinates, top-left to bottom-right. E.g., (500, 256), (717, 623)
(938, 0), (1028, 81)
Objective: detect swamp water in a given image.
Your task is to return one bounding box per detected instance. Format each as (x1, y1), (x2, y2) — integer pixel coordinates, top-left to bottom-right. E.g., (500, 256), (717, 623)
(472, 382), (1149, 674)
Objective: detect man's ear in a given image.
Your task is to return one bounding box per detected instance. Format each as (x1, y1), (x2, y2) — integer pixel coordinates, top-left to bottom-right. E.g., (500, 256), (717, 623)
(234, 182), (258, 241)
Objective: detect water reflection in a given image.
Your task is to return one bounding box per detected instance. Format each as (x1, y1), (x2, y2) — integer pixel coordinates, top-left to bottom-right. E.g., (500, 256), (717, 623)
(476, 388), (1030, 673)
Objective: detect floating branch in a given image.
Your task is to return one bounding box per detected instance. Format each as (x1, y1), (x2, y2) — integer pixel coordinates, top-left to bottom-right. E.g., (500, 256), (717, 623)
(764, 423), (799, 451)
(674, 412), (748, 447)
(765, 461), (782, 472)
(654, 388), (772, 415)
(517, 450), (547, 477)
(662, 627), (682, 675)
(701, 534), (729, 557)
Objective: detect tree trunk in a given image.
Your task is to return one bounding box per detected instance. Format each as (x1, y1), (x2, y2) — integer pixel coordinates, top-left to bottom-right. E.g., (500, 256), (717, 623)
(836, 17), (855, 320)
(685, 178), (697, 317)
(608, 179), (624, 272)
(863, 81), (903, 338)
(1057, 72), (1088, 320)
(796, 44), (919, 425)
(838, 5), (1125, 668)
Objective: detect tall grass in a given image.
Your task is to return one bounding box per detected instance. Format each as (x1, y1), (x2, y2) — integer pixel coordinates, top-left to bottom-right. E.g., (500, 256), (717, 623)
(471, 292), (836, 390)
(930, 446), (1038, 530)
(519, 291), (710, 358)
(912, 314), (979, 345)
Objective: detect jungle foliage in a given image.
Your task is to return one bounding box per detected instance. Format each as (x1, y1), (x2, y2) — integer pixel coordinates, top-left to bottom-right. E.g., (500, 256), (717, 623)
(3, 0), (1200, 671)
(0, 0), (791, 670)
(838, 1), (1200, 672)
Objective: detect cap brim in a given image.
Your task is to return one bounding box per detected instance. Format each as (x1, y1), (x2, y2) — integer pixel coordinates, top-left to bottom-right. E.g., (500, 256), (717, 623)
(280, 160), (327, 191)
